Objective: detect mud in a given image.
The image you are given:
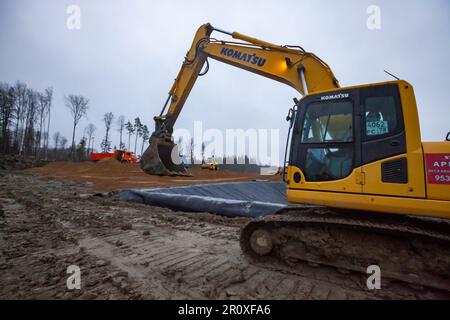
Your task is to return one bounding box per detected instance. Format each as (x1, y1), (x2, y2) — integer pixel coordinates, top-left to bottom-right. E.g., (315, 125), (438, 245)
(0, 170), (439, 299)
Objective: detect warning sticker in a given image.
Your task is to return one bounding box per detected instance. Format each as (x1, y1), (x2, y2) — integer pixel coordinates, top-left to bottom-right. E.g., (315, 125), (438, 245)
(425, 154), (450, 184)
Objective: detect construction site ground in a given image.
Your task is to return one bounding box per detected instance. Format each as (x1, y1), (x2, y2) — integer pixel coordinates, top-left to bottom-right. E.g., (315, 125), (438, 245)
(29, 159), (278, 191)
(0, 160), (444, 299)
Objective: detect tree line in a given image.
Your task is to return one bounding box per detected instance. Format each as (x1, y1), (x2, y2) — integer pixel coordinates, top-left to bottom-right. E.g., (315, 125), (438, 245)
(0, 80), (150, 162)
(98, 113), (150, 157)
(0, 81), (53, 158)
(176, 136), (257, 166)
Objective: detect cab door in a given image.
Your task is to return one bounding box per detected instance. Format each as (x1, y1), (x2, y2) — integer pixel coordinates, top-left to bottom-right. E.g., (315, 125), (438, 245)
(360, 83), (424, 197)
(289, 89), (363, 194)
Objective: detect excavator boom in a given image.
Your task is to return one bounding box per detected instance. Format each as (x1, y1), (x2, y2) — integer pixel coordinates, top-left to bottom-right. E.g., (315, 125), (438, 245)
(140, 23), (339, 175)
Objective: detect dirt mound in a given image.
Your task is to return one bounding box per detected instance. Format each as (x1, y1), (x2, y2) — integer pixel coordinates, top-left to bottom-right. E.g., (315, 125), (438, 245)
(94, 157), (131, 174)
(27, 160), (281, 192)
(32, 158), (136, 177)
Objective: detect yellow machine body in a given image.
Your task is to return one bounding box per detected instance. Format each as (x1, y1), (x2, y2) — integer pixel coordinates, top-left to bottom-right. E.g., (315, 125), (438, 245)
(286, 81), (450, 218)
(141, 23), (450, 220)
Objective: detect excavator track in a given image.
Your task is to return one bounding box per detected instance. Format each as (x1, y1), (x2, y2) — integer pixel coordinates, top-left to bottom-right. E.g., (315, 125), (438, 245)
(240, 206), (450, 294)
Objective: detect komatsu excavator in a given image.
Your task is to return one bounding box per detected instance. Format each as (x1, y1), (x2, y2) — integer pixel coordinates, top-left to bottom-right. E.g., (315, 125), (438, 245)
(141, 23), (450, 292)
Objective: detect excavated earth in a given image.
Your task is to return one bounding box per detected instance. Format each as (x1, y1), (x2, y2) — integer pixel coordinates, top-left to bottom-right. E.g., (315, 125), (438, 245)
(0, 161), (445, 299)
(28, 159), (278, 192)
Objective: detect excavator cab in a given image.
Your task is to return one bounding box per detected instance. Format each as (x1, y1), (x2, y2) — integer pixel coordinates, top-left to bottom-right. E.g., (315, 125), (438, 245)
(287, 80), (450, 217)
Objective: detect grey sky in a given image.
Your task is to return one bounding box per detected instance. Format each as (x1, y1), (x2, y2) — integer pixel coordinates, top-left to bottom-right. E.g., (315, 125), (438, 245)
(1, 0), (449, 164)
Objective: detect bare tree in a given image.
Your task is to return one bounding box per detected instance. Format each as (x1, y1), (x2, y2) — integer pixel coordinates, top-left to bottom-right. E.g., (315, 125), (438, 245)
(125, 121), (134, 151)
(189, 137), (194, 165)
(116, 115), (125, 150)
(12, 81), (27, 152)
(43, 87), (53, 160)
(60, 136), (68, 150)
(177, 136), (183, 156)
(65, 94), (89, 160)
(201, 142), (206, 164)
(91, 136), (95, 152)
(53, 131), (61, 151)
(77, 137), (87, 160)
(42, 131), (48, 154)
(0, 83), (15, 153)
(23, 89), (38, 156)
(52, 131), (60, 160)
(133, 117), (142, 154)
(140, 125), (149, 156)
(35, 92), (47, 158)
(101, 112), (114, 153)
(85, 123), (96, 157)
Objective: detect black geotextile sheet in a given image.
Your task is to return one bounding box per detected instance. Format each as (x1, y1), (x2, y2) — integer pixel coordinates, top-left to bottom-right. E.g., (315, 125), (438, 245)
(113, 181), (288, 218)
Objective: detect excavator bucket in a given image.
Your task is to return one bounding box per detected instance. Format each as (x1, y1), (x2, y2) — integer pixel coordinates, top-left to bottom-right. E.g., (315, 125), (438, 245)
(140, 134), (190, 176)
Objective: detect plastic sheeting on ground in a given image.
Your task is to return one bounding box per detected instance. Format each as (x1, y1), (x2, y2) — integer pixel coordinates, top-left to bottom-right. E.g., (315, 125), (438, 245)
(113, 181), (288, 218)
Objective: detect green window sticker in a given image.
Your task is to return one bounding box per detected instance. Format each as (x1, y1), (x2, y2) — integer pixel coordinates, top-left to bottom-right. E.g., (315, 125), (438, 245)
(366, 120), (388, 136)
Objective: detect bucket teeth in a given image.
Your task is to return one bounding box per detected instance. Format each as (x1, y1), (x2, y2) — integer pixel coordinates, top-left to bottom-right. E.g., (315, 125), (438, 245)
(140, 135), (190, 176)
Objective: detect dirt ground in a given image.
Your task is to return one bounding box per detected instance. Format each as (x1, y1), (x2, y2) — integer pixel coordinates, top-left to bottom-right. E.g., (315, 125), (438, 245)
(27, 159), (279, 192)
(0, 166), (444, 299)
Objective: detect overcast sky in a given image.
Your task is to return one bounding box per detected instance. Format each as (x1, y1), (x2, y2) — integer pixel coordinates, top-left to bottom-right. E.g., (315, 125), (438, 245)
(1, 0), (449, 165)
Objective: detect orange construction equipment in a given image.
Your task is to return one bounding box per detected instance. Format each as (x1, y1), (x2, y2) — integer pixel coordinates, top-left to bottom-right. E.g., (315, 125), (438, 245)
(90, 150), (137, 163)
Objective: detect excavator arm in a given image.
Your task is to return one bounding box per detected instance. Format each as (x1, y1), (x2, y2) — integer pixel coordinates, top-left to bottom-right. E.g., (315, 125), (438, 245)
(141, 23), (339, 175)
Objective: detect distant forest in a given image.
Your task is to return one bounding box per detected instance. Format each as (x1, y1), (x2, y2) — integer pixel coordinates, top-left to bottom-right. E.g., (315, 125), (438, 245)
(0, 80), (259, 166)
(0, 81), (149, 161)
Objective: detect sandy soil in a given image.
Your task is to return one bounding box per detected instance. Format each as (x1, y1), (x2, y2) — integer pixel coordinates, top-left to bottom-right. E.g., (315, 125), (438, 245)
(27, 159), (280, 192)
(0, 170), (439, 300)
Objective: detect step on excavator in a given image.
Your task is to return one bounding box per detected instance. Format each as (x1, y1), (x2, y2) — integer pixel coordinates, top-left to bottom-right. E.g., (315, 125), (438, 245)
(141, 23), (450, 293)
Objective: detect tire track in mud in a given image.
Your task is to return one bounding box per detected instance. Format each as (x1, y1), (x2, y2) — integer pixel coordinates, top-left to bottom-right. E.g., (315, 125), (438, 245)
(1, 172), (442, 300)
(58, 222), (386, 300)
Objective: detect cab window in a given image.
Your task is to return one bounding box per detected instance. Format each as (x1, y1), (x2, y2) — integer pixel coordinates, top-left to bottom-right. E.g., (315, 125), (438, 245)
(301, 101), (353, 143)
(300, 100), (354, 181)
(304, 147), (353, 181)
(365, 96), (398, 137)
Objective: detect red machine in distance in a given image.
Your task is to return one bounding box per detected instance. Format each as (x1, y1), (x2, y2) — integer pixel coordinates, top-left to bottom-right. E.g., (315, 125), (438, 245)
(90, 150), (137, 163)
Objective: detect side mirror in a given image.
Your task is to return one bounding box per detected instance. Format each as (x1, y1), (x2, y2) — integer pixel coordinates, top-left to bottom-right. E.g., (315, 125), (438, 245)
(446, 132), (450, 141)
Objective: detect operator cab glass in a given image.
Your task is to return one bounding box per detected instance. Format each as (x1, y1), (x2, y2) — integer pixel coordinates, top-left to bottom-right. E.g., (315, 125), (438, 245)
(299, 100), (353, 181)
(301, 101), (353, 143)
(365, 96), (398, 137)
(289, 83), (406, 184)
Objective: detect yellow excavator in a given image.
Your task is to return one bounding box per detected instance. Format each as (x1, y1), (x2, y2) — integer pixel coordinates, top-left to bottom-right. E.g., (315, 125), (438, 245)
(141, 23), (450, 292)
(201, 157), (219, 171)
